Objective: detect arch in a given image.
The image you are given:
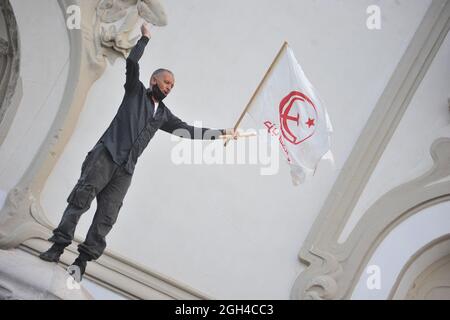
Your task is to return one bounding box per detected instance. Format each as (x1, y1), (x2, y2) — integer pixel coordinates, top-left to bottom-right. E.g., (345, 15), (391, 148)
(389, 235), (450, 299)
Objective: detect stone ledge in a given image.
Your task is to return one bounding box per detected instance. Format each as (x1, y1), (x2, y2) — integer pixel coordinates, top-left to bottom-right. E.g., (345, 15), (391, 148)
(0, 248), (93, 300)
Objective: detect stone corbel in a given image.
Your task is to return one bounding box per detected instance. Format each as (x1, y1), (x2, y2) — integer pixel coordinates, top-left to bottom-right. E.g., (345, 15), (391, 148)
(301, 247), (343, 300)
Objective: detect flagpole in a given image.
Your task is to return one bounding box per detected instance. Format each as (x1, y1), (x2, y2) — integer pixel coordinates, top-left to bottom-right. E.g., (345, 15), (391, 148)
(224, 41), (289, 146)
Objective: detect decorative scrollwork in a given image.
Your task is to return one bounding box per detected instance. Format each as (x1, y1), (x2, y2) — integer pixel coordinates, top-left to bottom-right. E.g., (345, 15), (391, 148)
(302, 246), (343, 300)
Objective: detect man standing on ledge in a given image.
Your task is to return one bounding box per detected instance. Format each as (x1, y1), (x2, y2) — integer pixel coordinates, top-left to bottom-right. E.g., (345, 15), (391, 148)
(39, 23), (238, 280)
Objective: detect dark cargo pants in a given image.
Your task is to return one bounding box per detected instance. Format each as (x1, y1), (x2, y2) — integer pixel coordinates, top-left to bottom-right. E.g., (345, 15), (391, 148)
(49, 142), (132, 260)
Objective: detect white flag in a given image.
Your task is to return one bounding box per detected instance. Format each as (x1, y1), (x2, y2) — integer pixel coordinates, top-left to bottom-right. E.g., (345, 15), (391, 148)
(247, 43), (333, 185)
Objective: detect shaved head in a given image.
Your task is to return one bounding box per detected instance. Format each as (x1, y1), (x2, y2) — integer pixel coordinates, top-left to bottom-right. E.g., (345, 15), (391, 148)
(151, 68), (173, 80)
(149, 68), (175, 100)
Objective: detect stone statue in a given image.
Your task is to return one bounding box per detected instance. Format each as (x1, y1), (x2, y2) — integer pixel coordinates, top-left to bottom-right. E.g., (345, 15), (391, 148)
(96, 0), (167, 57)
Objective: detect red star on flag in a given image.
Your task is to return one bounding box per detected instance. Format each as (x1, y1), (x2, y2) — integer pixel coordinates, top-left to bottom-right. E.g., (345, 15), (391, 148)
(306, 117), (315, 128)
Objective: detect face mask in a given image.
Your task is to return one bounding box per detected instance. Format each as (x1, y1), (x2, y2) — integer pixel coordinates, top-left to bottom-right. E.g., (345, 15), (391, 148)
(151, 83), (166, 102)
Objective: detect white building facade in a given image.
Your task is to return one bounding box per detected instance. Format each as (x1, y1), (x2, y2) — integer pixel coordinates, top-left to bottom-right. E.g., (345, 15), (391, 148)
(0, 0), (449, 299)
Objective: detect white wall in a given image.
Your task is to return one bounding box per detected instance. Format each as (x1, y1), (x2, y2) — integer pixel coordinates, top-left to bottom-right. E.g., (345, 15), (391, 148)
(347, 25), (450, 299)
(340, 29), (450, 243)
(7, 0), (437, 299)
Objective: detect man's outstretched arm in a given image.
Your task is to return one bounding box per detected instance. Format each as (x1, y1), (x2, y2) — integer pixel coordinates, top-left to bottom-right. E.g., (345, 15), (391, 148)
(124, 23), (152, 93)
(160, 108), (226, 140)
(160, 109), (239, 140)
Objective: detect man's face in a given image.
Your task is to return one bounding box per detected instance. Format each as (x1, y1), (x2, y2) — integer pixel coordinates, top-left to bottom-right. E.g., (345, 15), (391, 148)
(150, 71), (175, 96)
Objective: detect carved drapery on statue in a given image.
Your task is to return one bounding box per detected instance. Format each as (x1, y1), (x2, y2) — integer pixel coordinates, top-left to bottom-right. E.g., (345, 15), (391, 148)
(95, 0), (167, 57)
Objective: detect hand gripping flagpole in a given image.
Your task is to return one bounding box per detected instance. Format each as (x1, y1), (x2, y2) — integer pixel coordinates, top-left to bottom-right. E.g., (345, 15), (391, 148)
(224, 41), (289, 147)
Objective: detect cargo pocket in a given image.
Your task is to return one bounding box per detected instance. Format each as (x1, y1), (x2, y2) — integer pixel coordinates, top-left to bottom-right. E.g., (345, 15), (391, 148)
(67, 184), (96, 209)
(81, 148), (96, 173)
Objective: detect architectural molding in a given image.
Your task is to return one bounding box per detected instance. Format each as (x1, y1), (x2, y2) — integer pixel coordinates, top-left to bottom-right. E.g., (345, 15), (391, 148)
(291, 0), (450, 300)
(389, 235), (450, 299)
(405, 255), (450, 299)
(0, 0), (208, 299)
(0, 247), (93, 300)
(0, 0), (21, 146)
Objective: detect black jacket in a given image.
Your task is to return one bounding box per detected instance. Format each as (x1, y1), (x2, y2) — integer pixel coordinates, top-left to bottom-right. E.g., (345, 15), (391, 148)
(98, 36), (224, 174)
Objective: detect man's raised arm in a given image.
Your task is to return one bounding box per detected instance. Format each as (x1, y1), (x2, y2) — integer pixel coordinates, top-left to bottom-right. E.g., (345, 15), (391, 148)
(124, 23), (152, 92)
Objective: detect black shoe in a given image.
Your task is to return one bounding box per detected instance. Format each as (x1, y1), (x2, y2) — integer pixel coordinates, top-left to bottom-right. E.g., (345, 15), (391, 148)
(68, 258), (87, 282)
(39, 243), (66, 262)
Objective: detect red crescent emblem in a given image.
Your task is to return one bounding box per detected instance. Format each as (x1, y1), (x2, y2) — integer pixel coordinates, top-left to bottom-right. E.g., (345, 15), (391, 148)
(279, 91), (318, 145)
